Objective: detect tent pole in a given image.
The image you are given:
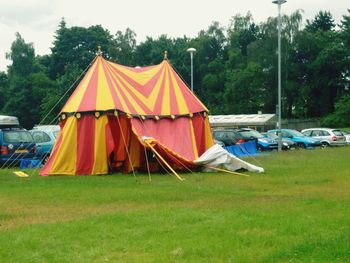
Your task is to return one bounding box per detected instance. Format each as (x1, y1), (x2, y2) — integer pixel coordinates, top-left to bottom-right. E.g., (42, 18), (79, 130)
(143, 146), (152, 182)
(203, 165), (249, 177)
(145, 141), (184, 181)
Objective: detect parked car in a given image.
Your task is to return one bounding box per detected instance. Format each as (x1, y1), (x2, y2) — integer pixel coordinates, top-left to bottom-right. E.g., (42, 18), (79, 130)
(262, 132), (296, 150)
(235, 128), (278, 151)
(212, 129), (244, 147)
(339, 130), (350, 145)
(267, 129), (322, 149)
(301, 128), (347, 147)
(214, 139), (225, 147)
(0, 115), (36, 166)
(30, 125), (60, 163)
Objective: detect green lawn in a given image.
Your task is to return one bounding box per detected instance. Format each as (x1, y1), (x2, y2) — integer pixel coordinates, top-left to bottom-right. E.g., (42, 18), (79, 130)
(0, 147), (350, 262)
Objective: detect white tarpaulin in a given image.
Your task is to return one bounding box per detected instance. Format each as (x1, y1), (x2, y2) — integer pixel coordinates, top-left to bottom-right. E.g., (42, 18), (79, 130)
(194, 144), (264, 173)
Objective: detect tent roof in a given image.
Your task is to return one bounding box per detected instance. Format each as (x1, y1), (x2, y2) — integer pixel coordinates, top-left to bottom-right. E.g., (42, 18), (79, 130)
(61, 56), (208, 116)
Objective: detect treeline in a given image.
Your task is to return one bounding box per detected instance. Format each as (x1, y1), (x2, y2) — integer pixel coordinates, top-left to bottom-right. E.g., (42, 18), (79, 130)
(0, 10), (349, 129)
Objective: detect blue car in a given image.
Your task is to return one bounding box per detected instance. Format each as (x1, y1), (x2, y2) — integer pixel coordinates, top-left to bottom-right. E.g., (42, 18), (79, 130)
(236, 128), (278, 151)
(267, 129), (322, 149)
(30, 125), (60, 163)
(0, 116), (36, 166)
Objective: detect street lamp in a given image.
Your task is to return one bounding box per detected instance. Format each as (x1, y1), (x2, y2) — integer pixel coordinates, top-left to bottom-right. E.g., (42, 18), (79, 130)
(187, 47), (196, 92)
(272, 0), (286, 152)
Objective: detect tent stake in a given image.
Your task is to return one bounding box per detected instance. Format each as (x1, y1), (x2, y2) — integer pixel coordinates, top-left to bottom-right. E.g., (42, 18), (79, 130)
(204, 165), (249, 177)
(145, 141), (184, 181)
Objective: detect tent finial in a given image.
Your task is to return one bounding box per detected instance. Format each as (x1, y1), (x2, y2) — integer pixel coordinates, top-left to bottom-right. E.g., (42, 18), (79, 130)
(97, 46), (102, 56)
(164, 50), (168, 60)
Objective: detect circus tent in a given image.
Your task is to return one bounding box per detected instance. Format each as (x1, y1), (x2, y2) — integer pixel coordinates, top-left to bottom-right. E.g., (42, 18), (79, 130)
(40, 50), (214, 176)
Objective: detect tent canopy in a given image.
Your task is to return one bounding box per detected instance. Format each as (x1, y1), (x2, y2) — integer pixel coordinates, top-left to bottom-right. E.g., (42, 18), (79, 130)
(61, 55), (207, 117)
(41, 53), (214, 176)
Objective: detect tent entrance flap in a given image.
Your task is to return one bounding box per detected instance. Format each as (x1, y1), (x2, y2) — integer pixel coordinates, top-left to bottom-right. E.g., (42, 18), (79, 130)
(106, 115), (131, 169)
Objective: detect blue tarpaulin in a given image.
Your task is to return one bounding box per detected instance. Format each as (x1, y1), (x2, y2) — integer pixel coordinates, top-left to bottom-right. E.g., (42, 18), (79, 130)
(224, 140), (258, 157)
(19, 159), (41, 169)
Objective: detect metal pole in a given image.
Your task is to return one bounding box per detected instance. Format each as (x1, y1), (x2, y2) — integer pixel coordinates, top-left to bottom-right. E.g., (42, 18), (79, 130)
(273, 0), (286, 151)
(277, 2), (282, 151)
(187, 48), (196, 93)
(190, 52), (194, 92)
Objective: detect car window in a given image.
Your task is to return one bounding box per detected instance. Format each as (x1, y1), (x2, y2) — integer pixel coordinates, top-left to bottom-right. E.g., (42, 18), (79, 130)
(332, 130), (343, 136)
(213, 131), (224, 140)
(312, 130), (322, 136)
(321, 130), (330, 136)
(288, 130), (305, 137)
(267, 133), (278, 139)
(268, 131), (278, 136)
(3, 131), (33, 143)
(281, 131), (290, 137)
(238, 130), (264, 139)
(213, 130), (238, 145)
(32, 131), (51, 143)
(303, 130), (312, 136)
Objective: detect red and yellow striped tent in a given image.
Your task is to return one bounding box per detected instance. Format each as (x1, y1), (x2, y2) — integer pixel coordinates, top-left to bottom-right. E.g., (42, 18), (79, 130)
(40, 52), (214, 176)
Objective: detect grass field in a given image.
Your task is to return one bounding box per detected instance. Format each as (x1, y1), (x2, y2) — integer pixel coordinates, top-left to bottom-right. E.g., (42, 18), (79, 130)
(0, 147), (350, 262)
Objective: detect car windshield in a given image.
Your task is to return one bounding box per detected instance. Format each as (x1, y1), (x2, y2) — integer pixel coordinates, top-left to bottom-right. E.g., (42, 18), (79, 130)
(239, 130), (264, 139)
(266, 133), (278, 139)
(287, 130), (305, 137)
(3, 131), (33, 143)
(341, 130), (349, 135)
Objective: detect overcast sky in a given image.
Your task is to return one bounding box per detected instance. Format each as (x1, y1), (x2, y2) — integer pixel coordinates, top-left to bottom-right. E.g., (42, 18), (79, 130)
(0, 0), (349, 71)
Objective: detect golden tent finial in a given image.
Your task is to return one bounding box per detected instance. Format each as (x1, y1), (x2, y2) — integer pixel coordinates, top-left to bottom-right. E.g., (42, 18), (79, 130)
(164, 50), (168, 60)
(97, 46), (102, 56)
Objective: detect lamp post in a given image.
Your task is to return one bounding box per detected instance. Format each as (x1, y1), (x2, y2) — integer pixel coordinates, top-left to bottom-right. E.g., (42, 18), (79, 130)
(186, 47), (196, 92)
(272, 0), (286, 152)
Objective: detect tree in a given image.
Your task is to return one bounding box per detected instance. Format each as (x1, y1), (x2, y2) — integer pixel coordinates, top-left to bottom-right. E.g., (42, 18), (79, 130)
(339, 9), (350, 98)
(305, 11), (335, 32)
(50, 19), (112, 79)
(134, 35), (174, 66)
(321, 95), (350, 127)
(3, 33), (37, 128)
(227, 12), (259, 57)
(292, 20), (345, 118)
(0, 72), (8, 110)
(224, 62), (267, 113)
(3, 33), (57, 128)
(190, 22), (227, 113)
(133, 35), (191, 84)
(108, 28), (137, 65)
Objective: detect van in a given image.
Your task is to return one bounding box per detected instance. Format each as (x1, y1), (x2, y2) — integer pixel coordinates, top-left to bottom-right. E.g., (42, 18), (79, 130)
(0, 115), (36, 166)
(30, 125), (60, 163)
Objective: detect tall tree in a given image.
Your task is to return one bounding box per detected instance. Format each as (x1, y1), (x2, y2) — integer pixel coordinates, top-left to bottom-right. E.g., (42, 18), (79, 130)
(340, 9), (350, 95)
(4, 33), (37, 128)
(224, 13), (263, 114)
(108, 28), (137, 65)
(292, 11), (344, 118)
(322, 95), (350, 127)
(134, 35), (174, 66)
(191, 22), (227, 113)
(133, 35), (191, 82)
(0, 72), (8, 110)
(50, 19), (112, 79)
(227, 12), (259, 58)
(305, 11), (335, 32)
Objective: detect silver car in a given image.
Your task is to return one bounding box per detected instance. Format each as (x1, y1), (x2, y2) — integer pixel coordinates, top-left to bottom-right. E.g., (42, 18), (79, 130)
(301, 128), (347, 147)
(340, 130), (350, 145)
